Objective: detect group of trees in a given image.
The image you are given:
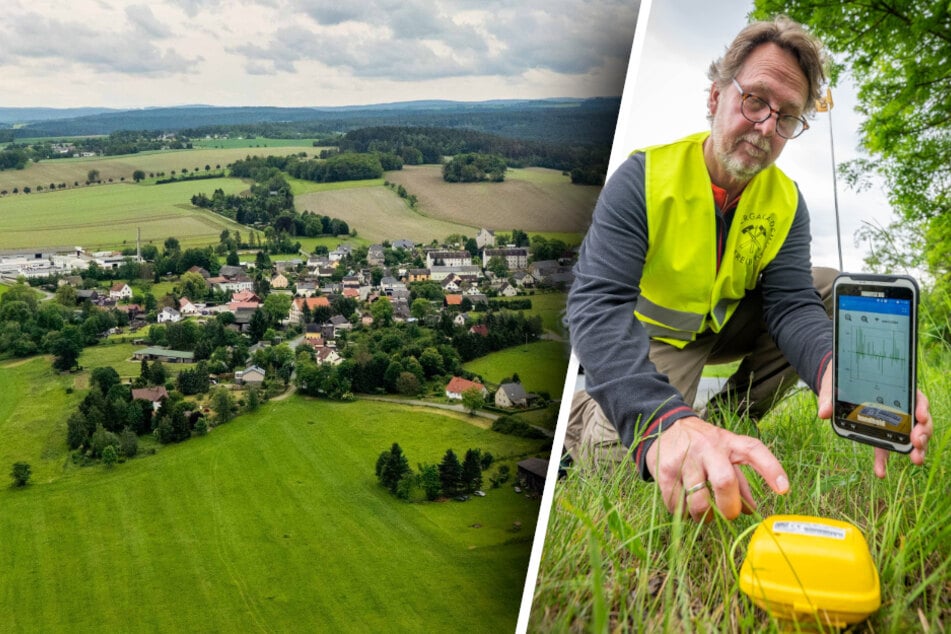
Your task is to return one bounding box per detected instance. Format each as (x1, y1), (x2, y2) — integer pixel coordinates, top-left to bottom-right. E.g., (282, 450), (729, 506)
(375, 443), (494, 501)
(442, 153), (507, 183)
(0, 281), (136, 368)
(339, 124), (612, 178)
(65, 357), (244, 464)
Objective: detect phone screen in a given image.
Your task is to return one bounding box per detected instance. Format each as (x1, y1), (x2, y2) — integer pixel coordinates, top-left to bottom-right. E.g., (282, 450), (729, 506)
(834, 280), (916, 449)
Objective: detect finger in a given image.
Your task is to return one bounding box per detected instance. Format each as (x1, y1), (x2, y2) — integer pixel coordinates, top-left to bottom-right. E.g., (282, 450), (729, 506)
(702, 450), (743, 521)
(911, 389), (932, 465)
(735, 466), (757, 514)
(874, 448), (888, 479)
(817, 364), (833, 420)
(680, 462), (710, 522)
(728, 434), (789, 495)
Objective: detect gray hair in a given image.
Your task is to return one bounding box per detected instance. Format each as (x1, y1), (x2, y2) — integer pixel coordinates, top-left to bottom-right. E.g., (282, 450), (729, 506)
(708, 16), (828, 116)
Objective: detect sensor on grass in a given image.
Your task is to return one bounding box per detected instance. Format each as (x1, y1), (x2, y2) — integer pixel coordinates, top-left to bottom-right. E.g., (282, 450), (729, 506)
(739, 514), (881, 627)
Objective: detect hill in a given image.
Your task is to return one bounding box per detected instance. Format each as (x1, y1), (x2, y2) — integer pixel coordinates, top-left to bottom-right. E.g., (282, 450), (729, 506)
(8, 98), (622, 147)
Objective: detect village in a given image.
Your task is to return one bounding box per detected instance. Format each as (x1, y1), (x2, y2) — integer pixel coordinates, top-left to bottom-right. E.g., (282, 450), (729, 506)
(0, 227), (575, 416)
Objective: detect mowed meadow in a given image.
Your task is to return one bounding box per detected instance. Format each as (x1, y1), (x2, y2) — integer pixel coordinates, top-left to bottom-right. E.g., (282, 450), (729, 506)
(1, 366), (548, 632)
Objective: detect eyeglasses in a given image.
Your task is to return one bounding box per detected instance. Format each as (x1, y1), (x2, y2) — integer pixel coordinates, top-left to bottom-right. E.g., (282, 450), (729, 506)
(732, 79), (809, 139)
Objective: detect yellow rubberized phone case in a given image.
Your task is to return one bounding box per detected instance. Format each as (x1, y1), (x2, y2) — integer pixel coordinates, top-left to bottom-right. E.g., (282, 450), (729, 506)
(739, 514), (881, 627)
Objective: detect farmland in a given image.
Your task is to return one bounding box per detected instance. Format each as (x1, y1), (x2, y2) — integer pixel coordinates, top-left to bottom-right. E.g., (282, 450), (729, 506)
(0, 177), (248, 251)
(0, 145), (314, 194)
(464, 340), (571, 399)
(384, 165), (600, 233)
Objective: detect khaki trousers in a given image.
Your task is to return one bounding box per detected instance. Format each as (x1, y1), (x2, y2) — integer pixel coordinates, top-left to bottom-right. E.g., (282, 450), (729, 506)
(564, 267), (836, 463)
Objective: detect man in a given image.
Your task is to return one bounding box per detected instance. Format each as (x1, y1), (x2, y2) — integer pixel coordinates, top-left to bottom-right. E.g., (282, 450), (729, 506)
(565, 16), (932, 522)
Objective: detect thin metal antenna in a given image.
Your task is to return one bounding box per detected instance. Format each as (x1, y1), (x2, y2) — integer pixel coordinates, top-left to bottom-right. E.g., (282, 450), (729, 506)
(816, 88), (843, 271)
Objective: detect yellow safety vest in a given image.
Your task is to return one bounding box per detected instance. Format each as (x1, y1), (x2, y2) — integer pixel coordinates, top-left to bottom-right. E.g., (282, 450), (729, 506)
(635, 132), (798, 347)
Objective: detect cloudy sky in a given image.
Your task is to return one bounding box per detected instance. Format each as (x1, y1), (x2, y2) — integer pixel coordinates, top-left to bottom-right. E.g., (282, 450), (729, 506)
(610, 0), (895, 273)
(0, 0), (638, 108)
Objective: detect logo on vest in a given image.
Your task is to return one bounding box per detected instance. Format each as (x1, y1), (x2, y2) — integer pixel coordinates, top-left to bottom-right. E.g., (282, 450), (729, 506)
(734, 212), (777, 267)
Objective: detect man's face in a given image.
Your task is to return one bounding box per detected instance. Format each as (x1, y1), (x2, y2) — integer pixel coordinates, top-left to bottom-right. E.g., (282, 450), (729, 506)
(707, 42), (809, 184)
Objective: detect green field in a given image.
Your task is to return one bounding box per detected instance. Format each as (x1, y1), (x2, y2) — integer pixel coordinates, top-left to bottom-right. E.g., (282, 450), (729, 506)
(0, 146), (313, 194)
(1, 371), (547, 632)
(464, 340), (570, 398)
(190, 137), (325, 150)
(0, 178), (248, 251)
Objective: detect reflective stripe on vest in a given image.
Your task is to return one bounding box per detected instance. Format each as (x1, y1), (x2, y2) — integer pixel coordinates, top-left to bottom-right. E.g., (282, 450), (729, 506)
(635, 131), (798, 348)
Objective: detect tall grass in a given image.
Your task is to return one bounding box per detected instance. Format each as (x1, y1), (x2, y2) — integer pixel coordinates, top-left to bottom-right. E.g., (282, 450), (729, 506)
(530, 343), (950, 632)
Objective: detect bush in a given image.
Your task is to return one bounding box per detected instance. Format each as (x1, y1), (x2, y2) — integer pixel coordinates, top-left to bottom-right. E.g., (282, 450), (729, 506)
(10, 462), (31, 487)
(491, 416), (547, 438)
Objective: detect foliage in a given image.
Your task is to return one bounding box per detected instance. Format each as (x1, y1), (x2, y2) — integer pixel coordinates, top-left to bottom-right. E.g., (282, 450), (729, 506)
(443, 153), (507, 183)
(10, 462), (31, 487)
(438, 449), (463, 497)
(491, 416), (548, 439)
(461, 449), (484, 493)
(751, 1), (951, 287)
(461, 387), (485, 414)
(376, 443), (412, 494)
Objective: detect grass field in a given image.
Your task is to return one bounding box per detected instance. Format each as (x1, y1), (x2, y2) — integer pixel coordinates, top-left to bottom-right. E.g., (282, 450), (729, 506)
(295, 183), (477, 244)
(0, 178), (248, 251)
(529, 346), (951, 632)
(385, 165), (600, 234)
(0, 146), (313, 194)
(1, 372), (548, 632)
(464, 341), (570, 399)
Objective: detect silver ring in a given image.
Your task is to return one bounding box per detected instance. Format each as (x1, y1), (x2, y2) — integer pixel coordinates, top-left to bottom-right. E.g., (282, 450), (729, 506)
(684, 481), (706, 495)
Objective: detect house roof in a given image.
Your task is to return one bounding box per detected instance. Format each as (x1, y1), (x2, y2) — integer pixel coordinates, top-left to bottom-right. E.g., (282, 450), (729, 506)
(498, 382), (529, 401)
(518, 458), (549, 478)
(294, 296), (331, 310)
(131, 386), (169, 403)
(445, 294), (463, 305)
(445, 376), (485, 394)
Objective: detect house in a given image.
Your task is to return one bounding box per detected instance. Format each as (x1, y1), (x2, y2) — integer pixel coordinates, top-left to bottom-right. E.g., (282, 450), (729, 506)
(517, 458), (549, 494)
(109, 282), (133, 301)
(495, 382), (529, 408)
(288, 296), (331, 324)
(179, 298), (204, 317)
(235, 365), (266, 386)
(444, 294), (463, 308)
(453, 312), (469, 326)
(315, 347), (343, 366)
(475, 228), (496, 249)
(391, 239), (415, 250)
(469, 324), (489, 337)
(367, 244), (385, 265)
(445, 376), (487, 400)
(131, 385), (169, 411)
(482, 247), (529, 271)
(329, 314), (352, 337)
(425, 250), (471, 269)
(158, 307), (181, 323)
(133, 347), (195, 363)
(405, 268), (430, 283)
(187, 265), (211, 279)
(498, 283), (519, 297)
(270, 273), (289, 289)
(231, 289), (261, 304)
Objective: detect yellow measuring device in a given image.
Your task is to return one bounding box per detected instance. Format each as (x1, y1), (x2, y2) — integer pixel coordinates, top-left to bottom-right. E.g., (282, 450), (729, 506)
(739, 514), (881, 627)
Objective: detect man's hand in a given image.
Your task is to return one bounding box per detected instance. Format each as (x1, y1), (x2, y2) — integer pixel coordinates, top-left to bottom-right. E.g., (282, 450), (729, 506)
(644, 416), (789, 522)
(817, 365), (933, 477)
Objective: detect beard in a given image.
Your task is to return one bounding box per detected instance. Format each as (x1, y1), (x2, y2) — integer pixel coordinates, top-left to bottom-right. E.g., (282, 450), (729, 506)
(710, 119), (773, 182)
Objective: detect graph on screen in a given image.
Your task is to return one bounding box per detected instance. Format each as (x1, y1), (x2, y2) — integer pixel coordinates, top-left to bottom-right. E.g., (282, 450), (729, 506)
(836, 296), (911, 412)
